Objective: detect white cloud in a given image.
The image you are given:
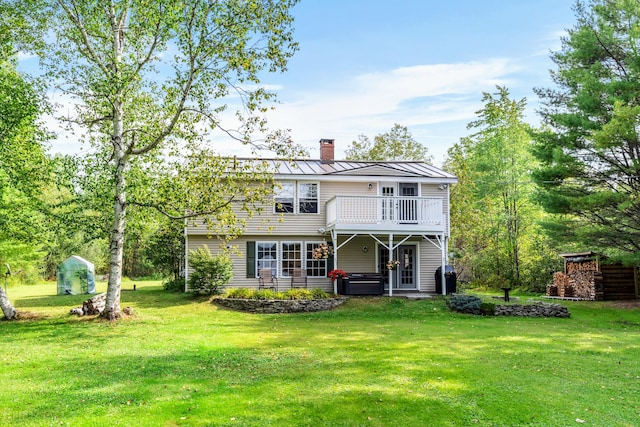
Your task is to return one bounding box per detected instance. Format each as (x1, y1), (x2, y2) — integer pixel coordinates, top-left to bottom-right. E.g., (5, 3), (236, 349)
(44, 58), (519, 165)
(258, 59), (518, 160)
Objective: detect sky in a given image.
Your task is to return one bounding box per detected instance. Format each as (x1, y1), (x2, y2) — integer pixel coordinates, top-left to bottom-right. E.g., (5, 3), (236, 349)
(20, 0), (578, 167)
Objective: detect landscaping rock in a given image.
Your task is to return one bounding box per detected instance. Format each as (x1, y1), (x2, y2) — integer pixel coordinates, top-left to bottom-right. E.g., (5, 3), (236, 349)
(494, 301), (570, 318)
(212, 297), (347, 314)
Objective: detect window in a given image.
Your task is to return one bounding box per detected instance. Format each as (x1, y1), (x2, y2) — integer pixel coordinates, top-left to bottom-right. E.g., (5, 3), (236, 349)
(298, 182), (318, 213)
(281, 242), (302, 278)
(248, 241), (328, 278)
(306, 242), (328, 278)
(274, 181), (318, 214)
(256, 242), (278, 275)
(275, 182), (295, 213)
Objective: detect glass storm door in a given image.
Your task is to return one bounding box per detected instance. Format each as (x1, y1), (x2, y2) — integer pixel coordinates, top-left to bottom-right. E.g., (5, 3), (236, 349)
(398, 183), (418, 223)
(379, 245), (417, 290)
(381, 185), (395, 222)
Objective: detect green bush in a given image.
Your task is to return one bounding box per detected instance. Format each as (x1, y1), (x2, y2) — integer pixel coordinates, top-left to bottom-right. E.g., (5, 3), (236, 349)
(162, 277), (185, 292)
(480, 302), (496, 315)
(222, 288), (333, 300)
(447, 294), (483, 315)
(187, 246), (233, 295)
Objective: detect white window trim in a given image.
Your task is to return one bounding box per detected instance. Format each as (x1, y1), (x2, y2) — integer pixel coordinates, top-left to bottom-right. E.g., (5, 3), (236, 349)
(256, 241), (279, 277)
(305, 240), (329, 278)
(280, 240), (303, 278)
(273, 181), (320, 215)
(254, 240), (329, 279)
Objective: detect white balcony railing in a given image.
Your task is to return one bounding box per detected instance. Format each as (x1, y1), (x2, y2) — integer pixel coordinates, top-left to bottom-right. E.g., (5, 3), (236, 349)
(326, 195), (444, 230)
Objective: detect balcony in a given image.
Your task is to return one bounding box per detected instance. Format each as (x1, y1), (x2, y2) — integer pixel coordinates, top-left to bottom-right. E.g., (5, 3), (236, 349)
(325, 195), (445, 234)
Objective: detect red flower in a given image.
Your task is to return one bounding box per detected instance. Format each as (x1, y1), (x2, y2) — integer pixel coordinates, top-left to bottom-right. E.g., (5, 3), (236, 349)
(327, 269), (347, 281)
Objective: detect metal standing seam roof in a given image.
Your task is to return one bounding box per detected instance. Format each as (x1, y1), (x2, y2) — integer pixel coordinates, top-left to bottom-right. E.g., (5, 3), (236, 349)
(236, 158), (457, 180)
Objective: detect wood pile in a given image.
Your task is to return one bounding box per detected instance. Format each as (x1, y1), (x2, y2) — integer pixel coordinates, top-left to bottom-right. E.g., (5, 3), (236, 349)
(551, 252), (638, 301)
(566, 259), (598, 274)
(69, 293), (106, 316)
(569, 271), (600, 300)
(551, 272), (573, 298)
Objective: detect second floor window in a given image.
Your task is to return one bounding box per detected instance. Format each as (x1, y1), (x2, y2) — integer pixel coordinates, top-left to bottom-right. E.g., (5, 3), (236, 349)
(275, 183), (295, 213)
(298, 182), (318, 213)
(274, 181), (318, 214)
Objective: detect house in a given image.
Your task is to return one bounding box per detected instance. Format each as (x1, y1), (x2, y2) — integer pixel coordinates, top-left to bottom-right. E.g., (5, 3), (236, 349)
(185, 139), (457, 295)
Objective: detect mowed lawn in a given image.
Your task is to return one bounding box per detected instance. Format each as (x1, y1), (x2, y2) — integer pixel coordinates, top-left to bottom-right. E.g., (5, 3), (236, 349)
(1, 282), (639, 427)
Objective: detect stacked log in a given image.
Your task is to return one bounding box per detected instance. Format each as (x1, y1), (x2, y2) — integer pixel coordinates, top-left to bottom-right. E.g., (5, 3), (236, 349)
(546, 284), (558, 297)
(553, 272), (573, 297)
(570, 271), (600, 300)
(566, 259), (598, 274)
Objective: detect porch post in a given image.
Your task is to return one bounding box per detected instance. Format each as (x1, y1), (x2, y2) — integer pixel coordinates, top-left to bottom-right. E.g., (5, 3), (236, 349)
(331, 229), (338, 294)
(441, 234), (446, 296)
(388, 233), (393, 297)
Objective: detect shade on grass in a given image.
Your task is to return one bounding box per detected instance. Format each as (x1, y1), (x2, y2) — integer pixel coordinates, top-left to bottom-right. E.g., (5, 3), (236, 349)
(1, 282), (639, 426)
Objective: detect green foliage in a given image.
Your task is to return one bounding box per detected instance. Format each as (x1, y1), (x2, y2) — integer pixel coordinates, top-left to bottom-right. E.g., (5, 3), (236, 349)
(447, 294), (483, 315)
(480, 302), (496, 315)
(0, 56), (50, 284)
(345, 123), (433, 163)
(222, 288), (333, 300)
(446, 86), (560, 290)
(162, 277), (185, 293)
(187, 246), (233, 295)
(16, 0), (302, 316)
(531, 0), (640, 264)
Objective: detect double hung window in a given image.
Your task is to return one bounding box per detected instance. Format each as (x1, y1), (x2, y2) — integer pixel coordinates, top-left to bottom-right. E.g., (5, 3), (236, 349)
(274, 181), (318, 214)
(252, 241), (329, 278)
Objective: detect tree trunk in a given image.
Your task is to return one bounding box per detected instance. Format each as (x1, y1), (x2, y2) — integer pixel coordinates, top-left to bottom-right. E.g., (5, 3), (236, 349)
(102, 147), (127, 321)
(0, 286), (17, 320)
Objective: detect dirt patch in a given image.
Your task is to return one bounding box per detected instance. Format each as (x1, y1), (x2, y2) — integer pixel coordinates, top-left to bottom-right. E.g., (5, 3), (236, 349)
(2, 311), (47, 321)
(608, 300), (640, 310)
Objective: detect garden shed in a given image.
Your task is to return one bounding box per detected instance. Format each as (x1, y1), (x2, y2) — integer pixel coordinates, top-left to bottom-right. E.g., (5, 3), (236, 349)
(548, 252), (638, 300)
(56, 256), (97, 295)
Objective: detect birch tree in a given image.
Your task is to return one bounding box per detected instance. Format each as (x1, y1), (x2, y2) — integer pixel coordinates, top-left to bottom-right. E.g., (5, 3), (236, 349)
(24, 0), (299, 319)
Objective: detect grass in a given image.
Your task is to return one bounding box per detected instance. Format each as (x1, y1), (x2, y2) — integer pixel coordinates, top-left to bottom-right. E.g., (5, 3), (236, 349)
(1, 282), (640, 426)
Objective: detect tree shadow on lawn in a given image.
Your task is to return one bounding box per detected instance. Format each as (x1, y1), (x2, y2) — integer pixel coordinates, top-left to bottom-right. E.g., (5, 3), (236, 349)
(13, 287), (200, 314)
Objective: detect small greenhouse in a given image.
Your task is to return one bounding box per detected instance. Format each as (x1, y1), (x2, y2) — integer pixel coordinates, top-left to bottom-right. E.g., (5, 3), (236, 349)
(56, 256), (96, 295)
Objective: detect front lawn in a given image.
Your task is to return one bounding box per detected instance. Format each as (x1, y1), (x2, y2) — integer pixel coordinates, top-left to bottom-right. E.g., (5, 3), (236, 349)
(1, 282), (639, 426)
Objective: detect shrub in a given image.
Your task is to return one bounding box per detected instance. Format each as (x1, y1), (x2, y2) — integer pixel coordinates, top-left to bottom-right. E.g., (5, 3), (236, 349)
(480, 302), (496, 315)
(162, 277), (185, 292)
(187, 246), (233, 295)
(221, 288), (333, 301)
(447, 294), (483, 315)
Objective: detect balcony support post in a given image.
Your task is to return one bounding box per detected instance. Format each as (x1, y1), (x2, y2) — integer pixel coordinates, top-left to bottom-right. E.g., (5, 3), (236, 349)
(388, 233), (394, 297)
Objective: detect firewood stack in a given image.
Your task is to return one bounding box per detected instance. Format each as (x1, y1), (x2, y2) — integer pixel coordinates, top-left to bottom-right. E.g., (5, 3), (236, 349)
(551, 272), (573, 297)
(567, 259), (598, 274)
(549, 256), (603, 300)
(570, 271), (600, 300)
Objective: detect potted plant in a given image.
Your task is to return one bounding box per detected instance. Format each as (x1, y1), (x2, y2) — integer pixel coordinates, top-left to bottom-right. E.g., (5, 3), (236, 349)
(386, 260), (400, 270)
(328, 269), (347, 294)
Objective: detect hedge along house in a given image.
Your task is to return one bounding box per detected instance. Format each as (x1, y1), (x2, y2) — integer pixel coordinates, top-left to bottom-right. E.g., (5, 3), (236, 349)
(185, 139), (457, 296)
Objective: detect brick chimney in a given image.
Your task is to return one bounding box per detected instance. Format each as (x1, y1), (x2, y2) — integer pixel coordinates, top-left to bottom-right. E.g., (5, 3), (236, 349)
(320, 138), (335, 164)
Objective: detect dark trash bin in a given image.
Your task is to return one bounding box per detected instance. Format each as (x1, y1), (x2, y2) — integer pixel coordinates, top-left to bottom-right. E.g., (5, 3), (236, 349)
(435, 265), (457, 294)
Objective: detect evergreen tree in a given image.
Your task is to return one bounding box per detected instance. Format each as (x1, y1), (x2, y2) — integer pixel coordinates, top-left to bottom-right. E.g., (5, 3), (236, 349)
(532, 0), (640, 264)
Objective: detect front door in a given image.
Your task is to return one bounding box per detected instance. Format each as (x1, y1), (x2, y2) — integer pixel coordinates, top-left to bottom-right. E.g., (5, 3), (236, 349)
(379, 245), (417, 290)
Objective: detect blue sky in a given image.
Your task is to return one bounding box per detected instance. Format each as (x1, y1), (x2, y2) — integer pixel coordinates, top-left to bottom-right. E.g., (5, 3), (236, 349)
(24, 0), (578, 166)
